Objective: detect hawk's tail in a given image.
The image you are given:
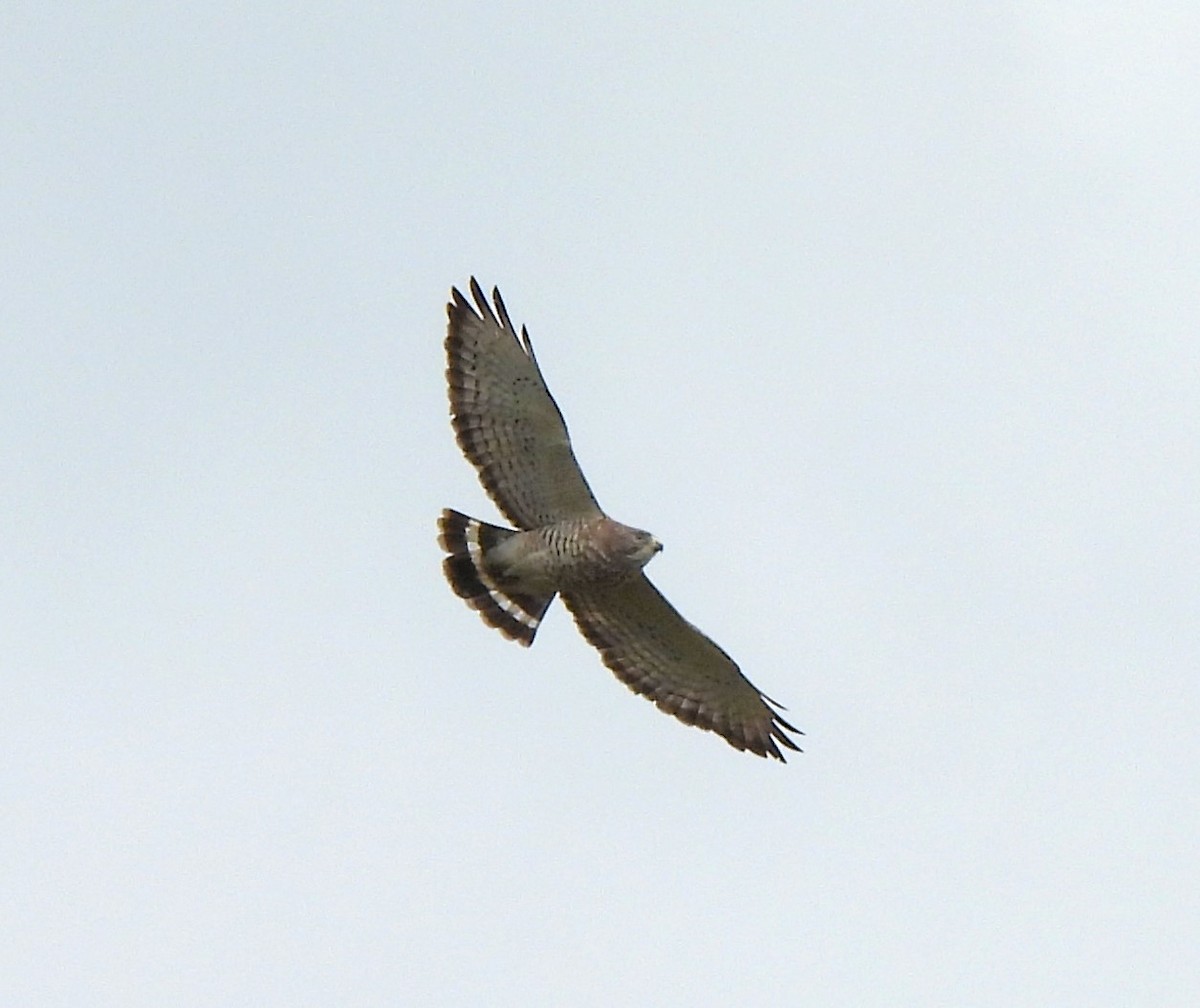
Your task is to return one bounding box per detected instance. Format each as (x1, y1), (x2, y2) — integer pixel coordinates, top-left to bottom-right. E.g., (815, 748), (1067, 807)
(437, 509), (555, 647)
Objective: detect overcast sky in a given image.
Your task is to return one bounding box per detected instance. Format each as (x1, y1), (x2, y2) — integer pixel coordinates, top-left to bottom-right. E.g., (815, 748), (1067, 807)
(4, 3), (1198, 1005)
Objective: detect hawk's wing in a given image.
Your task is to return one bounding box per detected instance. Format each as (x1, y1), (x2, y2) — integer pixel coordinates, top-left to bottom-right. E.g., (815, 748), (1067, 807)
(446, 279), (603, 529)
(562, 576), (802, 760)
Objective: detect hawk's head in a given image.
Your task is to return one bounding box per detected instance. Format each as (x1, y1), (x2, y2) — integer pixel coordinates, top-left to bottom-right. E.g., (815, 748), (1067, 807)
(626, 528), (663, 568)
(594, 518), (662, 574)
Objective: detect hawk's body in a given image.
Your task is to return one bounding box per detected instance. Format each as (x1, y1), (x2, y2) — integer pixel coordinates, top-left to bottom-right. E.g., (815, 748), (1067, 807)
(438, 279), (801, 760)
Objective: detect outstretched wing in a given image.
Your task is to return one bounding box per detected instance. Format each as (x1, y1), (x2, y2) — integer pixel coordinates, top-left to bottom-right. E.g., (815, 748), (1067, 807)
(446, 279), (603, 529)
(562, 576), (802, 760)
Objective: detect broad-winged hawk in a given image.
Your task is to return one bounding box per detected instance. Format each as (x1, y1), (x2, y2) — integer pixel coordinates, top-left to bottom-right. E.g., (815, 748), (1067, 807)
(437, 279), (801, 760)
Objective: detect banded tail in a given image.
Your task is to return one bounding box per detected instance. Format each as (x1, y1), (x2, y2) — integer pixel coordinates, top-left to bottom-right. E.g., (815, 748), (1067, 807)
(437, 509), (555, 646)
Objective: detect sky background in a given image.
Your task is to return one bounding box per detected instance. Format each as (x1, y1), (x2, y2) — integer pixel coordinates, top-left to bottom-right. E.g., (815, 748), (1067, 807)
(3, 3), (1198, 1005)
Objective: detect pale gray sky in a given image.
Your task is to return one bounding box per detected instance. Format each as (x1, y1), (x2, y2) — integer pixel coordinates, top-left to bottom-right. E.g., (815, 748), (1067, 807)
(4, 3), (1198, 1005)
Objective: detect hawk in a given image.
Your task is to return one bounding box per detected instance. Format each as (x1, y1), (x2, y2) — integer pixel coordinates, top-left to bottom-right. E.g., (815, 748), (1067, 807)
(437, 279), (801, 760)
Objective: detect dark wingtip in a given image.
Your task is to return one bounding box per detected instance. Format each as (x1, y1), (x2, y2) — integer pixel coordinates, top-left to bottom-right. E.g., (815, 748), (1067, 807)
(468, 277), (497, 325)
(491, 286), (517, 337)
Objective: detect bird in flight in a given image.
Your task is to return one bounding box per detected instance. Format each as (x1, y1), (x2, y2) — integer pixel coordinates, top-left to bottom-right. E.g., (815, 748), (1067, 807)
(437, 279), (801, 760)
